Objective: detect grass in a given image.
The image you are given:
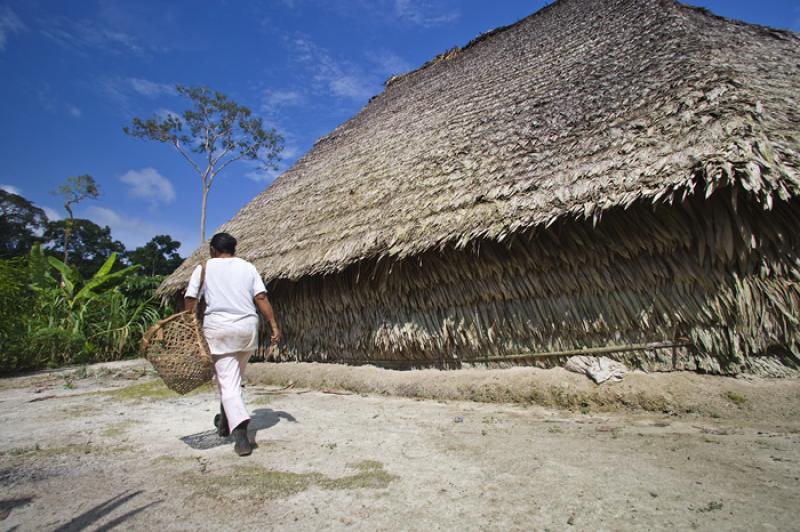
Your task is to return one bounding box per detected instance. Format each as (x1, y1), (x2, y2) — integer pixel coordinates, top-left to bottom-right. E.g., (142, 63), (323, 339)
(100, 380), (213, 401)
(248, 393), (273, 406)
(152, 455), (185, 465)
(1, 443), (91, 458)
(59, 403), (102, 419)
(1, 442), (131, 459)
(724, 391), (748, 406)
(100, 419), (140, 438)
(181, 460), (397, 502)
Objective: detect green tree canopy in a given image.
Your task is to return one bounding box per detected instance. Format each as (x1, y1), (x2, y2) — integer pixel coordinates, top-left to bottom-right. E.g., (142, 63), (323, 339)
(52, 174), (100, 265)
(43, 219), (126, 278)
(128, 234), (183, 276)
(124, 85), (283, 242)
(0, 189), (48, 258)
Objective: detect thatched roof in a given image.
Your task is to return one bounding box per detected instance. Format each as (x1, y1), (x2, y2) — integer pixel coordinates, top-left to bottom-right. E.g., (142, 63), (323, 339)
(160, 0), (800, 295)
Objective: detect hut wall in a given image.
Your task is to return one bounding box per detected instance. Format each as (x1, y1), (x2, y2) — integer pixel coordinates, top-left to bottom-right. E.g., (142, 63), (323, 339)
(266, 188), (800, 376)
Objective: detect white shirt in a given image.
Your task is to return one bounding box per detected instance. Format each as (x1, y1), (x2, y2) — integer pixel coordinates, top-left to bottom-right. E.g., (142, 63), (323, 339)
(185, 257), (267, 355)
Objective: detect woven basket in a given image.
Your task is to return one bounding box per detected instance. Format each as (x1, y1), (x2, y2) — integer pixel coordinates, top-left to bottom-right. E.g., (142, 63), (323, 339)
(141, 311), (213, 394)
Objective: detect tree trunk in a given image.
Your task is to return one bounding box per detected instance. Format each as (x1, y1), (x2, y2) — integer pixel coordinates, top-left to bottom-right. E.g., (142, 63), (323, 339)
(63, 218), (72, 266)
(200, 186), (209, 244)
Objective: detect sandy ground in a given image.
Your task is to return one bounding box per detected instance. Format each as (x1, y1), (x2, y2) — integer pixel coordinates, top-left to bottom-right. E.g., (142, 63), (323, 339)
(1, 359), (799, 531)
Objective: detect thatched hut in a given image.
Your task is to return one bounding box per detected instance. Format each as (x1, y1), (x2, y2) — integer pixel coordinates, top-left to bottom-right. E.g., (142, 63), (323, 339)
(160, 0), (800, 376)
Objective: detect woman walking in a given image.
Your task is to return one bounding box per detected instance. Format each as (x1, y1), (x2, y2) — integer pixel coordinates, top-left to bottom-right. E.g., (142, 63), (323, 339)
(184, 232), (281, 456)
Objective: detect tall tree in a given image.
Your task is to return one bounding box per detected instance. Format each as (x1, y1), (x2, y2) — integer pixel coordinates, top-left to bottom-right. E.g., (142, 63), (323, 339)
(43, 219), (125, 278)
(0, 189), (48, 258)
(52, 175), (99, 265)
(124, 85), (283, 243)
(128, 235), (183, 276)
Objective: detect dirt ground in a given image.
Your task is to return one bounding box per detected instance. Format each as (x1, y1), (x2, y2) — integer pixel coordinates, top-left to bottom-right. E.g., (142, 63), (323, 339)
(1, 360), (799, 531)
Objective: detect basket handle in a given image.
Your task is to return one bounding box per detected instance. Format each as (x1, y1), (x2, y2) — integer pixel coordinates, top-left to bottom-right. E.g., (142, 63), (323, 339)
(140, 310), (192, 353)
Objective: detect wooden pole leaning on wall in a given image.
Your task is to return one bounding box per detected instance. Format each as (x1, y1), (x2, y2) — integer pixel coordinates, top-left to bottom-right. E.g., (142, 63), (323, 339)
(331, 341), (692, 368)
(462, 341), (692, 364)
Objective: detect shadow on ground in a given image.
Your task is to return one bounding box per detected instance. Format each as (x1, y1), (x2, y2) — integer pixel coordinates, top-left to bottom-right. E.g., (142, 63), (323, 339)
(0, 497), (33, 521)
(51, 490), (161, 531)
(180, 408), (297, 450)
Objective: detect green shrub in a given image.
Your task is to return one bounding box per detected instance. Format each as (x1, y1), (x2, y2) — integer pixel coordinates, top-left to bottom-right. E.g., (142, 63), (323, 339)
(0, 245), (167, 373)
(0, 257), (37, 371)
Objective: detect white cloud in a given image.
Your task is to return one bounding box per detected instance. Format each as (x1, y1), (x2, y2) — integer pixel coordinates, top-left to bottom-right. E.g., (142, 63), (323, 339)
(245, 166), (282, 183)
(262, 89), (304, 110)
(94, 77), (130, 112)
(67, 104), (82, 118)
(370, 51), (412, 77)
(87, 206), (140, 228)
(288, 35), (379, 102)
(128, 78), (176, 98)
(42, 206), (62, 221)
(40, 16), (144, 55)
(283, 34), (410, 104)
(394, 0), (460, 27)
(282, 145), (300, 160)
(119, 168), (176, 207)
(328, 75), (375, 100)
(93, 78), (179, 116)
(85, 205), (196, 255)
(0, 6), (25, 51)
(0, 184), (21, 195)
(85, 206), (155, 247)
(292, 36), (316, 62)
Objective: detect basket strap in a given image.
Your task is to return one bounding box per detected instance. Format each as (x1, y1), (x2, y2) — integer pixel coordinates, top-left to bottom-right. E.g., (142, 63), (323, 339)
(195, 261), (208, 321)
(196, 262), (212, 364)
(192, 313), (214, 364)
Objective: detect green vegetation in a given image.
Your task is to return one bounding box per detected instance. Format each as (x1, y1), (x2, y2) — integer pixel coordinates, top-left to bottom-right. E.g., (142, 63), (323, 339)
(126, 235), (183, 276)
(0, 442), (131, 459)
(101, 380), (213, 401)
(725, 391), (748, 406)
(100, 420), (140, 438)
(0, 186), (186, 374)
(0, 189), (47, 259)
(0, 244), (165, 373)
(51, 174), (100, 267)
(42, 218), (126, 278)
(182, 460), (397, 502)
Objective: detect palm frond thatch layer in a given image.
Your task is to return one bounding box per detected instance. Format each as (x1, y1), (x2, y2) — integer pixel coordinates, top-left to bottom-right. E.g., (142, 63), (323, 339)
(160, 0), (800, 375)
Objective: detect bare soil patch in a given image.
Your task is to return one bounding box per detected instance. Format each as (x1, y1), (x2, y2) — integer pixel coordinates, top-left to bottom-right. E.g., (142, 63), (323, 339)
(1, 359), (798, 530)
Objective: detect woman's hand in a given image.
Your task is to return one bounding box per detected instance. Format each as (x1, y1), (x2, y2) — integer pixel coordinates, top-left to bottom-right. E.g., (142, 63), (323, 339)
(254, 292), (281, 345)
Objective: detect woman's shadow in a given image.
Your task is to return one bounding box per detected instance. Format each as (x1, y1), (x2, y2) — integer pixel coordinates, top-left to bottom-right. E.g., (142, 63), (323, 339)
(180, 408), (297, 450)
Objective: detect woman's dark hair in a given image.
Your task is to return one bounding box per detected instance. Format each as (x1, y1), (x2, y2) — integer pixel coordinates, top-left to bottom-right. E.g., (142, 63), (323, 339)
(210, 232), (237, 255)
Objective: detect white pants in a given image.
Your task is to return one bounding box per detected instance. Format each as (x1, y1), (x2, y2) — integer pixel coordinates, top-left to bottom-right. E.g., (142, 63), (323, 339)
(213, 350), (253, 433)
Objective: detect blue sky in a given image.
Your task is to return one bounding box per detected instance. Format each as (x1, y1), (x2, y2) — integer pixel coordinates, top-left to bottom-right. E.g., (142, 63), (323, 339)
(1, 0), (798, 256)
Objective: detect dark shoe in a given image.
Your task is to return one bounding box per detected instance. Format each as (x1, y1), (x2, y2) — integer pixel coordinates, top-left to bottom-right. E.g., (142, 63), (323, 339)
(232, 421), (252, 456)
(214, 403), (230, 437)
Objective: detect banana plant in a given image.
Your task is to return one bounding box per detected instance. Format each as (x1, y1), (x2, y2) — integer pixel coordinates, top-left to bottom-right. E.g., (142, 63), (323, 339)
(46, 253), (141, 309)
(20, 245), (164, 367)
(28, 243), (57, 291)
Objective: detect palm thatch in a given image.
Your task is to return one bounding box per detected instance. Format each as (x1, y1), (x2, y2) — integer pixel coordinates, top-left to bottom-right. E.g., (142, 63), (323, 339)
(160, 0), (800, 375)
